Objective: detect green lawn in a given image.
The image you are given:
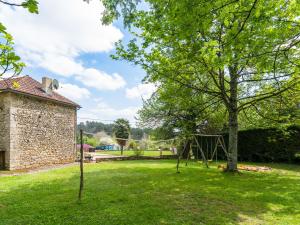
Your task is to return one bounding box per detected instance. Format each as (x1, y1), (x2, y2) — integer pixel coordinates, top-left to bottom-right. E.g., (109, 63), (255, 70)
(0, 160), (300, 225)
(96, 150), (173, 157)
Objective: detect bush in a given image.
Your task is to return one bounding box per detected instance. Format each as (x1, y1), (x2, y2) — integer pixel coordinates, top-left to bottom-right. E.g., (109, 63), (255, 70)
(133, 148), (144, 157)
(127, 140), (144, 157)
(128, 140), (137, 150)
(85, 136), (98, 147)
(223, 125), (300, 163)
(189, 126), (300, 163)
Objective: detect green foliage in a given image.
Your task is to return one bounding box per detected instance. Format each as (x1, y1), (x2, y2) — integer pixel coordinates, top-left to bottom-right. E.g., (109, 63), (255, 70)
(138, 80), (228, 136)
(77, 121), (151, 140)
(127, 140), (137, 149)
(149, 125), (176, 140)
(78, 121), (114, 134)
(113, 118), (131, 141)
(133, 147), (144, 157)
(101, 0), (140, 26)
(137, 138), (149, 150)
(219, 126), (300, 163)
(102, 0), (300, 169)
(98, 150), (171, 157)
(21, 0), (39, 14)
(84, 136), (98, 147)
(239, 82), (300, 130)
(0, 23), (25, 78)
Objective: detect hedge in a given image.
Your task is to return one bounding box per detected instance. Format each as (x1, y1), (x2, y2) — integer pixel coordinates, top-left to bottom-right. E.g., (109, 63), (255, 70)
(185, 126), (300, 163)
(231, 125), (300, 163)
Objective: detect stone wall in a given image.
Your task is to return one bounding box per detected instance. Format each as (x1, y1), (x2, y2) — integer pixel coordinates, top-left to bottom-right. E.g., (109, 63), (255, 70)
(0, 93), (11, 168)
(8, 93), (77, 170)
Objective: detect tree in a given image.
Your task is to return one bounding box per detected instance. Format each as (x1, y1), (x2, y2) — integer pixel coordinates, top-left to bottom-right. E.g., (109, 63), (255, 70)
(101, 0), (300, 171)
(239, 81), (300, 130)
(77, 121), (151, 140)
(0, 0), (38, 13)
(0, 25), (24, 82)
(113, 118), (131, 155)
(84, 136), (98, 147)
(138, 78), (227, 136)
(0, 1), (38, 80)
(149, 125), (176, 141)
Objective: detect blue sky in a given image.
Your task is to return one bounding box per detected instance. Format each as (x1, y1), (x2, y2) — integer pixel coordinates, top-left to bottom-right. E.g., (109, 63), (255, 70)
(0, 0), (155, 125)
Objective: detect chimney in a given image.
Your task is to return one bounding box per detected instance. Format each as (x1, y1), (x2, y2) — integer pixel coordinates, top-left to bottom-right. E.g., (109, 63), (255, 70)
(42, 77), (53, 94)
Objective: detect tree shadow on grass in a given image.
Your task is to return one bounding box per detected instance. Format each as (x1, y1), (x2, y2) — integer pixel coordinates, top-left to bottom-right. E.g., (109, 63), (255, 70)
(0, 161), (299, 225)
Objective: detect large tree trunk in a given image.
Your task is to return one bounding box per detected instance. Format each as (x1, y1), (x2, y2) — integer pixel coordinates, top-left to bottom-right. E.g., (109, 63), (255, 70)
(117, 139), (126, 155)
(227, 68), (238, 171)
(227, 109), (238, 171)
(121, 145), (124, 155)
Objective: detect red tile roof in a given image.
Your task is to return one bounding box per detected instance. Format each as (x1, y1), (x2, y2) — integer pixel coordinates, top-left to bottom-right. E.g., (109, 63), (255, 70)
(0, 76), (80, 107)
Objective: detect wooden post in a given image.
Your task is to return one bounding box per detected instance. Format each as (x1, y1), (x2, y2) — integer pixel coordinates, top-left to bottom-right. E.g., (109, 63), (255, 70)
(121, 144), (124, 156)
(196, 138), (199, 160)
(176, 141), (187, 173)
(185, 143), (191, 166)
(194, 136), (209, 168)
(210, 137), (219, 161)
(176, 149), (181, 173)
(78, 129), (84, 201)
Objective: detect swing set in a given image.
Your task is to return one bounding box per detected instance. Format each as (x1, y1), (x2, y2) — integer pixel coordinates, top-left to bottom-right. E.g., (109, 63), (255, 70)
(176, 134), (228, 173)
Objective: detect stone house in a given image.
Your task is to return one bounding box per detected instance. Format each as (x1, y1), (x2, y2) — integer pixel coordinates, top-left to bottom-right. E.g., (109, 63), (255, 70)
(0, 76), (79, 170)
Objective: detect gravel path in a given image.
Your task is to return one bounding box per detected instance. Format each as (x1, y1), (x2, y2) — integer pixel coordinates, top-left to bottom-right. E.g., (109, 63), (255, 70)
(0, 154), (127, 177)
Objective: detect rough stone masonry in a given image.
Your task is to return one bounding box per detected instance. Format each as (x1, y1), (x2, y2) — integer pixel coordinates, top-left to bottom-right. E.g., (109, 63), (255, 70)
(0, 76), (79, 170)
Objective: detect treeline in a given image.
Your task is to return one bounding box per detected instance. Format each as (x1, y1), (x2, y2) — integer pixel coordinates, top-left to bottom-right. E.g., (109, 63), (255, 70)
(77, 121), (152, 140)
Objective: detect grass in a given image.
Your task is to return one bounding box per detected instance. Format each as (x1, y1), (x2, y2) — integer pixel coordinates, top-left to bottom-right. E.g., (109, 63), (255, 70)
(96, 150), (173, 157)
(0, 160), (300, 225)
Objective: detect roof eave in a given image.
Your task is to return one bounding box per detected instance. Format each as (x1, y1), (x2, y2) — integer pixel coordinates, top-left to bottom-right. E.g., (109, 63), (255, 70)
(0, 89), (81, 109)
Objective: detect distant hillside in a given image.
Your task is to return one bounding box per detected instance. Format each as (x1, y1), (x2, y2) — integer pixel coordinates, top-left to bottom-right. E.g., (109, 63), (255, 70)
(77, 121), (152, 140)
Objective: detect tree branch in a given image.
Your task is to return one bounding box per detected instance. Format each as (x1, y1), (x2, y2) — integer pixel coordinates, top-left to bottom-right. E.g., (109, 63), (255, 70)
(0, 0), (23, 7)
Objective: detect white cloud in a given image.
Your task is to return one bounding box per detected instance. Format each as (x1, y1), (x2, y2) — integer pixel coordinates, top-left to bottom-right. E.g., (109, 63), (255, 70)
(0, 0), (123, 61)
(1, 72), (17, 79)
(76, 68), (126, 90)
(57, 83), (91, 102)
(40, 55), (84, 77)
(78, 100), (139, 124)
(126, 83), (157, 99)
(0, 0), (125, 89)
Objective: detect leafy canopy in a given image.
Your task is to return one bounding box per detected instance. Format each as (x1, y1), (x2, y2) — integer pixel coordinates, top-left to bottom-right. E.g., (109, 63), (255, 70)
(113, 118), (131, 139)
(101, 0), (300, 170)
(103, 0), (300, 126)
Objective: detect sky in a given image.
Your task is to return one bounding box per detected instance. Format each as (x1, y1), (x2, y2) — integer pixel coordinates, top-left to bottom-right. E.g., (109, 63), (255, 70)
(0, 0), (155, 126)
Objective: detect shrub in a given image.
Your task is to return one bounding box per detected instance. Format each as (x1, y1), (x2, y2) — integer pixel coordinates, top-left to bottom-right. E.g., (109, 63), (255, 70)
(85, 136), (98, 147)
(133, 147), (144, 157)
(223, 125), (300, 163)
(128, 140), (137, 150)
(190, 126), (300, 163)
